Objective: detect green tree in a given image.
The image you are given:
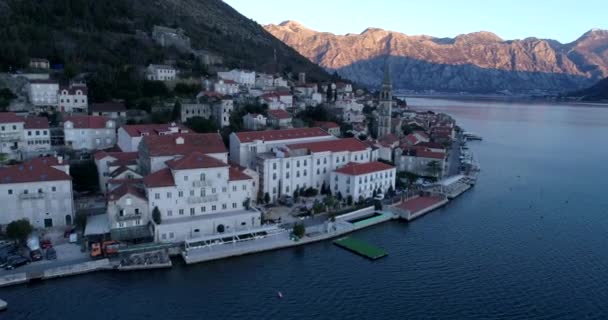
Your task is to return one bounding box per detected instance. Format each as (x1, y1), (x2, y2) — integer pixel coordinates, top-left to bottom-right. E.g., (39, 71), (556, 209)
(243, 198), (251, 210)
(172, 100), (182, 121)
(264, 192), (271, 205)
(426, 160), (442, 178)
(185, 116), (218, 133)
(74, 213), (87, 231)
(69, 160), (99, 192)
(152, 207), (162, 225)
(292, 223), (306, 238)
(347, 195), (353, 206)
(374, 200), (383, 211)
(312, 200), (325, 214)
(6, 219), (33, 243)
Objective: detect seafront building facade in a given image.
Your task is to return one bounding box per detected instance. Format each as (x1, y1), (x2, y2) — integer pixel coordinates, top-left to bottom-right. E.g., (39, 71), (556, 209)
(330, 161), (396, 201)
(144, 153), (260, 243)
(255, 138), (376, 201)
(0, 157), (74, 228)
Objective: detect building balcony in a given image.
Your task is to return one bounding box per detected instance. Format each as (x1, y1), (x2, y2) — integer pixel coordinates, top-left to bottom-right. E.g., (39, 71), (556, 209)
(116, 213), (143, 221)
(0, 132), (21, 142)
(192, 180), (213, 188)
(19, 192), (45, 200)
(187, 195), (219, 204)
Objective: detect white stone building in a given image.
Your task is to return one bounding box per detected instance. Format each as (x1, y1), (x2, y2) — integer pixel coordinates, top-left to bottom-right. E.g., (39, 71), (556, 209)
(28, 80), (59, 107)
(330, 161), (396, 202)
(0, 156), (74, 228)
(315, 121), (341, 137)
(255, 138), (376, 202)
(143, 152), (260, 243)
(117, 123), (189, 152)
(182, 93), (233, 129)
(107, 183), (152, 241)
(266, 109), (292, 128)
(94, 151), (140, 193)
(138, 133), (228, 175)
(217, 69), (256, 87)
(58, 83), (88, 113)
(394, 147), (446, 178)
(229, 127), (335, 169)
(63, 115), (117, 151)
(242, 113), (267, 131)
(22, 117), (52, 156)
(0, 113), (51, 160)
(90, 102), (127, 120)
(213, 79), (239, 95)
(259, 92), (293, 110)
(146, 64), (177, 81)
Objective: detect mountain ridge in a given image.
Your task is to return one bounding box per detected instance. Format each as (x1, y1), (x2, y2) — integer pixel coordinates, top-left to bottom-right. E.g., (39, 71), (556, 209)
(265, 21), (608, 93)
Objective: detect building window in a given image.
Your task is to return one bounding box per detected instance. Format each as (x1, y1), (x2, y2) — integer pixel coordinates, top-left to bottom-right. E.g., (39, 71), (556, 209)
(179, 209), (184, 215)
(178, 191), (183, 198)
(212, 188), (216, 193)
(242, 185), (246, 191)
(162, 234), (167, 240)
(201, 206), (206, 213)
(212, 205), (217, 211)
(167, 192), (172, 198)
(222, 203), (227, 209)
(233, 186), (237, 192)
(273, 173), (277, 180)
(232, 203), (237, 209)
(190, 208), (195, 216)
(184, 175), (188, 181)
(119, 209), (125, 217)
(190, 190), (195, 196)
(222, 187), (227, 193)
(155, 193), (160, 200)
(136, 219), (141, 226)
(24, 189), (28, 194)
(167, 210), (173, 217)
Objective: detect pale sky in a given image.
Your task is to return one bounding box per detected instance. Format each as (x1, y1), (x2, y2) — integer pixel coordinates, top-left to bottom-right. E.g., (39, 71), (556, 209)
(224, 0), (608, 43)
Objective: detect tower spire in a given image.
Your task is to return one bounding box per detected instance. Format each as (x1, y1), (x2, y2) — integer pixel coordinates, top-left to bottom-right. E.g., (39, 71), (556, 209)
(383, 61), (391, 86)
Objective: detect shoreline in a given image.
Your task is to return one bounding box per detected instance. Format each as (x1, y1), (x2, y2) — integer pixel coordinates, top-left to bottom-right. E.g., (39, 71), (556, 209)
(400, 94), (608, 107)
(0, 190), (462, 288)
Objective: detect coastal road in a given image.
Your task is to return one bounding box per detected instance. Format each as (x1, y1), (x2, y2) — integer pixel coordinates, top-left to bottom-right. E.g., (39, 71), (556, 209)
(446, 134), (463, 177)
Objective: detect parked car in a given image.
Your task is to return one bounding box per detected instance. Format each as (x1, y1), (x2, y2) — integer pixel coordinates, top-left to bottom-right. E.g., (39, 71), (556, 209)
(40, 239), (53, 249)
(45, 247), (57, 260)
(30, 249), (43, 261)
(4, 255), (29, 270)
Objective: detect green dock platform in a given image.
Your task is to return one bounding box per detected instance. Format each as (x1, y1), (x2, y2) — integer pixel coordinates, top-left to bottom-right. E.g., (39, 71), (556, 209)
(333, 237), (387, 260)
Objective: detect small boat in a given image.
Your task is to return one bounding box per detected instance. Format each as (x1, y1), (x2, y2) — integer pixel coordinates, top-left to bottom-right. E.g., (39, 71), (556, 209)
(277, 291), (283, 299)
(0, 298), (7, 311)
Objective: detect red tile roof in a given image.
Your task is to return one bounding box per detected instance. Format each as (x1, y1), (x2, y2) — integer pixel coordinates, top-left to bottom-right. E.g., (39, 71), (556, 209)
(143, 168), (175, 188)
(90, 102), (126, 113)
(142, 133), (227, 157)
(267, 109), (291, 120)
(0, 112), (23, 124)
(417, 142), (445, 150)
(402, 147), (445, 160)
(166, 152), (228, 170)
(0, 158), (71, 184)
(64, 115), (112, 129)
(108, 183), (147, 201)
(59, 85), (88, 95)
(229, 166), (253, 181)
(24, 117), (49, 129)
(120, 123), (189, 137)
(288, 138), (368, 153)
(27, 156), (65, 168)
(314, 121), (339, 130)
(334, 161), (395, 176)
(378, 134), (399, 147)
(94, 151), (138, 162)
(235, 127), (330, 143)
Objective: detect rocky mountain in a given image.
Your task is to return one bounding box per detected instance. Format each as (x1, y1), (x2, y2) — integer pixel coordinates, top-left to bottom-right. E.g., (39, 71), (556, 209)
(265, 21), (608, 93)
(0, 1), (330, 84)
(569, 77), (608, 101)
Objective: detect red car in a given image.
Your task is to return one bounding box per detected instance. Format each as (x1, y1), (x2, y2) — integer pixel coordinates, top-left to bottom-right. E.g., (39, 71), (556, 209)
(40, 239), (53, 249)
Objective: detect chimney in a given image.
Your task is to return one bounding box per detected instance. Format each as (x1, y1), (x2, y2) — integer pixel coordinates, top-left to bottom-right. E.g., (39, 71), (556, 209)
(298, 72), (306, 85)
(176, 137), (185, 145)
(57, 156), (63, 164)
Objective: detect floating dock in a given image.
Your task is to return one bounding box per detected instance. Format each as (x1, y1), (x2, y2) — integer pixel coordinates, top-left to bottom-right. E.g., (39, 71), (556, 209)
(333, 237), (387, 260)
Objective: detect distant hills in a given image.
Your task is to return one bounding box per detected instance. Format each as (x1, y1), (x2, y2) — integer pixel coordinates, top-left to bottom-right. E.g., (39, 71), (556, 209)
(569, 77), (608, 101)
(265, 21), (608, 94)
(0, 1), (330, 88)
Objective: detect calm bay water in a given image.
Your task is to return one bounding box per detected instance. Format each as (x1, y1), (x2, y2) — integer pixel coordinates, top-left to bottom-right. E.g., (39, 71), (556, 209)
(3, 98), (608, 319)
